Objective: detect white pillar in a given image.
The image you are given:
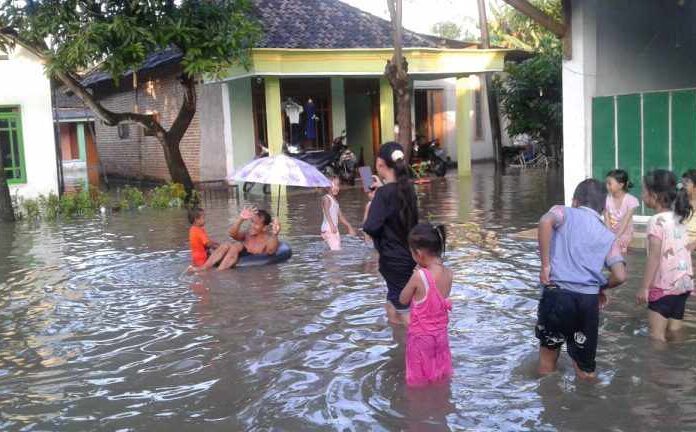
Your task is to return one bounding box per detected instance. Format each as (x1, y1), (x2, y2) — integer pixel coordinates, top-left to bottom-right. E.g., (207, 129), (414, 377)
(562, 0), (597, 204)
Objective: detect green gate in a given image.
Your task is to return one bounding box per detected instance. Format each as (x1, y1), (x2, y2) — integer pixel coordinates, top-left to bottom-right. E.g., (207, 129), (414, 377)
(592, 89), (696, 213)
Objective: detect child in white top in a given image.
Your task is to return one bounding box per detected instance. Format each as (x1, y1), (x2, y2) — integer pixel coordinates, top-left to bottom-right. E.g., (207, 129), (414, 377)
(321, 177), (356, 250)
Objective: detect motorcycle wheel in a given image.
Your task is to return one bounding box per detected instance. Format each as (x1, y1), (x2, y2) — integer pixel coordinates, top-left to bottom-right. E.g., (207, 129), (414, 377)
(243, 182), (255, 193)
(432, 158), (447, 177)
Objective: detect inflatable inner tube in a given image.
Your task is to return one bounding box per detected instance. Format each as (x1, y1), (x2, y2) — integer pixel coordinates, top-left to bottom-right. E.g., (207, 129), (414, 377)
(236, 241), (292, 268)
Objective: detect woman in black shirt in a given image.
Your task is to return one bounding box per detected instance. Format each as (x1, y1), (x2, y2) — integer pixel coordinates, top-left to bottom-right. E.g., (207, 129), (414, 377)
(363, 142), (419, 325)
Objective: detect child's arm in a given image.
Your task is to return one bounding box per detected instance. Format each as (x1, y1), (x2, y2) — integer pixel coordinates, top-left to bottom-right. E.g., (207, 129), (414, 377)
(339, 209), (357, 236)
(603, 209), (611, 228)
(537, 214), (556, 285)
(637, 235), (661, 304)
(362, 201), (371, 225)
(264, 219), (281, 254)
(399, 270), (422, 305)
(322, 195), (338, 234)
(229, 218), (246, 241)
(616, 208), (636, 238)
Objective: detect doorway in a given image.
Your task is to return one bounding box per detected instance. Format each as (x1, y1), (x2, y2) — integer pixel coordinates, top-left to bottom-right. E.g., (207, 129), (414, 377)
(414, 88), (445, 144)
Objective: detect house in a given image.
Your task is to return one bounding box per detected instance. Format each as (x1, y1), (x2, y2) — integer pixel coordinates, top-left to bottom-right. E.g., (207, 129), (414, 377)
(560, 0), (696, 209)
(83, 0), (512, 186)
(0, 44), (59, 198)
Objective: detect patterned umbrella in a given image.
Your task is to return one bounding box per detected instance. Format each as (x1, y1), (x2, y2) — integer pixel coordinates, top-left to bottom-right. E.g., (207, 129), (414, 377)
(233, 154), (332, 214)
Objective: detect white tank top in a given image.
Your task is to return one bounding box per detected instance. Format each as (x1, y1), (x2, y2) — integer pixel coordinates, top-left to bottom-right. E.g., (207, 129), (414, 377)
(321, 195), (340, 232)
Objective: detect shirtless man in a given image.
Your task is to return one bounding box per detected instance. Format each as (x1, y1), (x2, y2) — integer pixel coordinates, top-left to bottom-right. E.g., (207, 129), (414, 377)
(193, 207), (281, 271)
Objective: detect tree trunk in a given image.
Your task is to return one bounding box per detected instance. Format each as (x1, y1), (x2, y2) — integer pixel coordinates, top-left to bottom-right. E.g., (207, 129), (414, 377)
(0, 145), (16, 222)
(477, 0), (504, 167)
(385, 0), (413, 161)
(159, 134), (194, 193)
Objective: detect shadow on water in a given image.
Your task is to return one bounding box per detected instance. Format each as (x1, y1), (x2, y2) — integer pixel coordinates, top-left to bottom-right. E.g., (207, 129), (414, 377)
(3, 163), (696, 430)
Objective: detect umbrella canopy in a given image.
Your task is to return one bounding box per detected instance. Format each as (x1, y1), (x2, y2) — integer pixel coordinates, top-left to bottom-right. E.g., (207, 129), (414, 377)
(233, 154), (332, 188)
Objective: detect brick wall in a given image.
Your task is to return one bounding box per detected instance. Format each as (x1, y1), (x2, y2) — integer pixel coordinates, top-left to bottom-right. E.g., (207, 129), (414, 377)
(93, 67), (201, 183)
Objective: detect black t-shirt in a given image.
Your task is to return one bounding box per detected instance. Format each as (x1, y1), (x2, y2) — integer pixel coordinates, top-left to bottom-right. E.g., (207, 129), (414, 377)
(363, 182), (418, 273)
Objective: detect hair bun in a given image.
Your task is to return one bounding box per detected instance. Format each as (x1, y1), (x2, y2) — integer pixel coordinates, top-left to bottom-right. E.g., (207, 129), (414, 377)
(391, 150), (404, 162)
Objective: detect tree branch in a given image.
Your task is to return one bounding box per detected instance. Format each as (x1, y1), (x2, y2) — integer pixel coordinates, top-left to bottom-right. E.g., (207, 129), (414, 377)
(500, 0), (566, 38)
(0, 27), (165, 135)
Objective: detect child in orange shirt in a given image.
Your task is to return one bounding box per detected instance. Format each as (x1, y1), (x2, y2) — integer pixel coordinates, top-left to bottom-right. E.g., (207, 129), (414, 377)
(187, 207), (237, 272)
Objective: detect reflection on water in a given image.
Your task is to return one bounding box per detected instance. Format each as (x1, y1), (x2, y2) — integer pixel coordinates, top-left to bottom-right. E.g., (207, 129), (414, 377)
(3, 164), (696, 430)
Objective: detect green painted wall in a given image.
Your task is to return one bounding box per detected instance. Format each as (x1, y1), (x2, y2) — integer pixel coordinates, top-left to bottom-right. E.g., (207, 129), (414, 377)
(331, 78), (347, 139)
(76, 123), (86, 162)
(227, 79), (256, 170)
(592, 89), (696, 215)
(345, 93), (373, 166)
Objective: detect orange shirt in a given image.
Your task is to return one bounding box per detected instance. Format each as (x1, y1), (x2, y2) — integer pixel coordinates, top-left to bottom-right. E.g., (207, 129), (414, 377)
(189, 225), (210, 266)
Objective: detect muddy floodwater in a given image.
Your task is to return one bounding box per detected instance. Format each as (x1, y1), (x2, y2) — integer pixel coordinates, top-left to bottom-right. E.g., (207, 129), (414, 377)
(2, 164), (696, 431)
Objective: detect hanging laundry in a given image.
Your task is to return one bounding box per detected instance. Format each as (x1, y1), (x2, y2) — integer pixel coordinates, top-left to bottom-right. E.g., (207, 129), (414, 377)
(283, 99), (303, 124)
(304, 99), (317, 140)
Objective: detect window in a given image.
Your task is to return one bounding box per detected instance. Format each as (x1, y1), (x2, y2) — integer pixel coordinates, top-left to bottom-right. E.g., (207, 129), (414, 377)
(0, 107), (26, 184)
(143, 112), (160, 137)
(118, 123), (130, 139)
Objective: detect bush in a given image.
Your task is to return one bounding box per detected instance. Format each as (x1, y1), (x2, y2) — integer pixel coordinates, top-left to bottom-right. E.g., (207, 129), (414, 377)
(148, 182), (187, 209)
(120, 185), (146, 210)
(21, 198), (40, 221)
(38, 193), (61, 221)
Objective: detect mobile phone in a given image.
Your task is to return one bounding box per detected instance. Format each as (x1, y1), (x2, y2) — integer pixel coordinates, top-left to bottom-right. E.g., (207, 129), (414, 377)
(358, 166), (373, 192)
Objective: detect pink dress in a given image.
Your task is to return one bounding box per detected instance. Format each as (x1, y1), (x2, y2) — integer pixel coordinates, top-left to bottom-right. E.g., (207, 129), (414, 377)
(406, 269), (453, 387)
(605, 193), (639, 253)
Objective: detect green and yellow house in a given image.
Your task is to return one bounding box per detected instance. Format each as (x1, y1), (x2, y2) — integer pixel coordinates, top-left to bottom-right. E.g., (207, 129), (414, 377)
(85, 0), (511, 185)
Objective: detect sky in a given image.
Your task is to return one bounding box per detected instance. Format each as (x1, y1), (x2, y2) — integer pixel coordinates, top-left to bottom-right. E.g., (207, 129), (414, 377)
(340, 0), (504, 39)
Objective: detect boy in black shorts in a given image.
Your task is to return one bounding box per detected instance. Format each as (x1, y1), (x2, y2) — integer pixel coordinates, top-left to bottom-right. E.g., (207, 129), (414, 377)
(536, 179), (627, 379)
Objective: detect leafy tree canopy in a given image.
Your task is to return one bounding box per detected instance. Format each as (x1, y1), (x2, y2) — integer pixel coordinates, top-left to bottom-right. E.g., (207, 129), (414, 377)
(0, 0), (261, 80)
(490, 0), (561, 54)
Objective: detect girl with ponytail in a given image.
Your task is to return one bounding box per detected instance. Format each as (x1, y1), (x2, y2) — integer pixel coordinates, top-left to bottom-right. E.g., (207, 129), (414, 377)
(363, 142), (419, 325)
(604, 169), (639, 254)
(637, 170), (694, 341)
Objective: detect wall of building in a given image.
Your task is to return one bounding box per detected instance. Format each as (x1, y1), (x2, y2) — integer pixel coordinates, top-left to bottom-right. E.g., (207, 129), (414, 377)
(93, 69), (201, 183)
(0, 46), (58, 198)
(345, 93), (373, 165)
(223, 78), (256, 180)
(199, 83), (227, 182)
(565, 0), (696, 203)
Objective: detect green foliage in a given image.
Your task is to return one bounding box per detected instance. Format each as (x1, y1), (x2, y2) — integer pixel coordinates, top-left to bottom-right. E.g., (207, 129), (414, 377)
(21, 198), (40, 221)
(57, 189), (107, 217)
(120, 185), (146, 210)
(148, 182), (187, 209)
(0, 0), (261, 82)
(38, 193), (61, 221)
(490, 0), (563, 159)
(490, 0), (562, 54)
(431, 21), (462, 40)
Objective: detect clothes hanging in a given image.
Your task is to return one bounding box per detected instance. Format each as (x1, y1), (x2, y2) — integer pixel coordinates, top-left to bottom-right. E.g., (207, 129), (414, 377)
(283, 100), (303, 124)
(304, 100), (317, 140)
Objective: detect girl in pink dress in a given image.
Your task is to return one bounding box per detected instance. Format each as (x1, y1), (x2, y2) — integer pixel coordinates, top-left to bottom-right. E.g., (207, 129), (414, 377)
(605, 169), (640, 253)
(399, 223), (453, 387)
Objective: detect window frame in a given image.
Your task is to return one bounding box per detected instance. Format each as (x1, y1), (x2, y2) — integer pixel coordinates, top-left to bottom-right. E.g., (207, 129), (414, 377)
(0, 106), (27, 185)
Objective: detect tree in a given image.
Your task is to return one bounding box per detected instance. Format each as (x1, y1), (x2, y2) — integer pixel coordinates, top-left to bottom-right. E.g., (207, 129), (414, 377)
(385, 0), (413, 160)
(490, 0), (563, 162)
(0, 0), (260, 199)
(431, 21), (462, 40)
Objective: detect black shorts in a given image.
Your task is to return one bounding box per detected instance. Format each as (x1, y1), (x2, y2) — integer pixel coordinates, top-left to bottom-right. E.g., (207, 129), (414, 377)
(381, 264), (414, 311)
(535, 285), (599, 373)
(648, 292), (690, 320)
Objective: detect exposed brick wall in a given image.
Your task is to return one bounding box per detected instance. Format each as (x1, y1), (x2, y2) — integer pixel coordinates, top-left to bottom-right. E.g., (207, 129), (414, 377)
(93, 67), (201, 183)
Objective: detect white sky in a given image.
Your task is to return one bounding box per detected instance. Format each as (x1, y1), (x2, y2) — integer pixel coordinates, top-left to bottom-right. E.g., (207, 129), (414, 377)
(340, 0), (504, 38)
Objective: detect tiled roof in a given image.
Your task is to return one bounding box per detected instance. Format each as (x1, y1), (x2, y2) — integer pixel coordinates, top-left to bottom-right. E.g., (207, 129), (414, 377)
(82, 0), (475, 87)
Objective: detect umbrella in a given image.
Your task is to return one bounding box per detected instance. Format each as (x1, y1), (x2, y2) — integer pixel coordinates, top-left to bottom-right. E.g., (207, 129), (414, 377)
(233, 154), (332, 214)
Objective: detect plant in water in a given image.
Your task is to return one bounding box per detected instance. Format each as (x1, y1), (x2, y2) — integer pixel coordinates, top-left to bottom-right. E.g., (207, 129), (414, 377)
(38, 193), (60, 221)
(21, 198), (40, 221)
(148, 183), (188, 209)
(120, 186), (146, 210)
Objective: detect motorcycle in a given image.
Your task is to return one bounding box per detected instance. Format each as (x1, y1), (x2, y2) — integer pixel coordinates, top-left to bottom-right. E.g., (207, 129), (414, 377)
(411, 136), (447, 177)
(242, 144), (271, 195)
(285, 131), (356, 184)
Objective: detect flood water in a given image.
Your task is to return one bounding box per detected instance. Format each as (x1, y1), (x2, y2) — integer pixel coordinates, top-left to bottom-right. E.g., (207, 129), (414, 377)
(2, 164), (696, 431)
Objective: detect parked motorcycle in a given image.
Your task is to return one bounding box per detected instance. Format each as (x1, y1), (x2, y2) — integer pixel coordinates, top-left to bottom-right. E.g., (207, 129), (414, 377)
(285, 131), (356, 184)
(242, 144), (271, 194)
(411, 136), (447, 177)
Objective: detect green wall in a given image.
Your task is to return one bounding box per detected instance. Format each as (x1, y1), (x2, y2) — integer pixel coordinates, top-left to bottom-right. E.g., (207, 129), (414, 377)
(345, 93), (373, 166)
(592, 89), (696, 213)
(227, 78), (256, 170)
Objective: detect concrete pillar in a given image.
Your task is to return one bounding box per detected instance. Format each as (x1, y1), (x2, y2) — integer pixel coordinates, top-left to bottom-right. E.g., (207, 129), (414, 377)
(331, 78), (346, 140)
(76, 123), (86, 162)
(379, 77), (395, 145)
(264, 77), (283, 156)
(562, 0), (597, 204)
(455, 77), (473, 177)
